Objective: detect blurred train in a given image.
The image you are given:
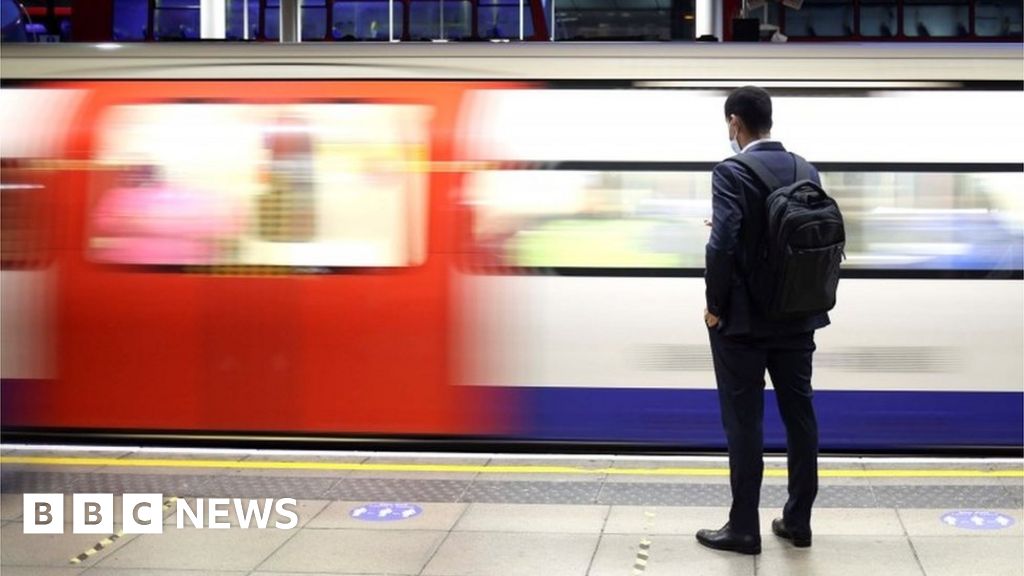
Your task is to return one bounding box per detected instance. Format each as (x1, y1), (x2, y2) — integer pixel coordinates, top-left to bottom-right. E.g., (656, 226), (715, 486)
(2, 43), (1022, 452)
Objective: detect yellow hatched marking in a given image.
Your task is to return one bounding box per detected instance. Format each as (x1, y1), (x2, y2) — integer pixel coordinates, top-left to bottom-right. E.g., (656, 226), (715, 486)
(68, 496), (176, 564)
(632, 512), (655, 574)
(2, 456), (1021, 478)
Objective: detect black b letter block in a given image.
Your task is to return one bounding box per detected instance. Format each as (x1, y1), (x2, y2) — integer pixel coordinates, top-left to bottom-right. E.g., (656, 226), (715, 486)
(35, 502), (52, 525)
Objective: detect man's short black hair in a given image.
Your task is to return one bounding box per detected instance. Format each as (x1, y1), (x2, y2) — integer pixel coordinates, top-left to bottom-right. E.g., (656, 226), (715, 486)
(724, 86), (773, 134)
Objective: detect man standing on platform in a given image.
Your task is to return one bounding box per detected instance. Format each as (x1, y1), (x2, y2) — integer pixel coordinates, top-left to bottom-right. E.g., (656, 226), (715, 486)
(698, 86), (837, 555)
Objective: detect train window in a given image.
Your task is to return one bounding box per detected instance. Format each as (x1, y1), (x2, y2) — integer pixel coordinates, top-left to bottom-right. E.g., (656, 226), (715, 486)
(1, 0), (27, 42)
(226, 0), (260, 39)
(263, 0), (330, 40)
(1, 162), (51, 270)
(783, 0), (854, 37)
(975, 0), (1023, 36)
(409, 1), (440, 39)
(332, 0), (405, 39)
(859, 0), (897, 36)
(113, 0), (149, 40)
(265, 0), (279, 38)
(302, 0), (329, 39)
(553, 0), (672, 40)
(458, 88), (1022, 272)
(154, 0), (200, 40)
(822, 171), (1023, 271)
(409, 0), (472, 40)
(464, 170), (1023, 272)
(477, 0), (535, 39)
(445, 0), (473, 38)
(465, 170), (712, 268)
(903, 0), (969, 36)
(406, 0), (438, 39)
(89, 103), (430, 269)
(1, 88), (84, 268)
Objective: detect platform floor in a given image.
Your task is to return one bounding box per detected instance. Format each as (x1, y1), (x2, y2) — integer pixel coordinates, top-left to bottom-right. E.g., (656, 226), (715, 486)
(1, 445), (1021, 576)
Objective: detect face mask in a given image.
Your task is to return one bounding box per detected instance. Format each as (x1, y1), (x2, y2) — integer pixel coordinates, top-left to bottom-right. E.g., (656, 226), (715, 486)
(728, 123), (742, 154)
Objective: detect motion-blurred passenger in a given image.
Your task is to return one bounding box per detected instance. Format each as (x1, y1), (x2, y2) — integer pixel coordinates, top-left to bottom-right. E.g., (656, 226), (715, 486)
(698, 86), (837, 555)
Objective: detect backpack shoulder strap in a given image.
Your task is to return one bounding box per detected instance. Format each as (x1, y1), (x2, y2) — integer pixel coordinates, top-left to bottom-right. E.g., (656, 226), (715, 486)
(790, 153), (812, 182)
(728, 153), (781, 191)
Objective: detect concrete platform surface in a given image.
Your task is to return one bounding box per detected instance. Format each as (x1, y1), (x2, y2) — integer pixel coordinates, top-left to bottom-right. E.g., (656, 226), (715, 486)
(1, 446), (1021, 576)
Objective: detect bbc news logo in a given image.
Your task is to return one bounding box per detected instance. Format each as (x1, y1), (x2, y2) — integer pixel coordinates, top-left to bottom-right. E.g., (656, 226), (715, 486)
(23, 494), (299, 534)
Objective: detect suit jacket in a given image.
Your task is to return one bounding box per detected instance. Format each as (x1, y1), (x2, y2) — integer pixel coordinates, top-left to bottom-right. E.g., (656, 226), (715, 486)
(704, 141), (830, 338)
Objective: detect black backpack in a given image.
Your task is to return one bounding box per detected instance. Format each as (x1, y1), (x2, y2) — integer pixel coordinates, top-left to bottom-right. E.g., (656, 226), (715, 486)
(729, 153), (845, 320)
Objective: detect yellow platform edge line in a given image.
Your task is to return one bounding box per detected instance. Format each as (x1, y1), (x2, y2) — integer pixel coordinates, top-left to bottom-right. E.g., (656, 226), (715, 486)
(1, 456), (1022, 478)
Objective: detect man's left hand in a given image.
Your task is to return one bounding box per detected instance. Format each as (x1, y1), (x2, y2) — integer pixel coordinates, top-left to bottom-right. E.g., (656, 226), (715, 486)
(704, 308), (720, 328)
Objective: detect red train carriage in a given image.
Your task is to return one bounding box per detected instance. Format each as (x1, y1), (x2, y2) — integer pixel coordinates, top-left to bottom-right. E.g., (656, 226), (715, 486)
(2, 77), (520, 439)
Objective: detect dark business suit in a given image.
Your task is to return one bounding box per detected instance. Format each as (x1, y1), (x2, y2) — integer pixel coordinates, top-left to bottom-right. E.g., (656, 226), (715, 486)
(705, 141), (829, 536)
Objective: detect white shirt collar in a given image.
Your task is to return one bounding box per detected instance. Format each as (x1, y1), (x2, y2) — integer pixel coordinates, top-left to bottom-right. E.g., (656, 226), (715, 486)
(741, 138), (777, 153)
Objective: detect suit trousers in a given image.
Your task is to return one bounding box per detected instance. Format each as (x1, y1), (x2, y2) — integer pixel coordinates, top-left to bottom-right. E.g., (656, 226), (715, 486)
(707, 327), (819, 536)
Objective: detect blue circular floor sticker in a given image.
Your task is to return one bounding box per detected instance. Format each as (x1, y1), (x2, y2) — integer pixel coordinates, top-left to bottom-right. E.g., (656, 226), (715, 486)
(940, 510), (1015, 530)
(350, 503), (422, 522)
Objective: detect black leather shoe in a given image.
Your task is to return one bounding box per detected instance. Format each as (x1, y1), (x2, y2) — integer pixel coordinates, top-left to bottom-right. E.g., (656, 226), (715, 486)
(772, 517), (812, 547)
(696, 523), (761, 555)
